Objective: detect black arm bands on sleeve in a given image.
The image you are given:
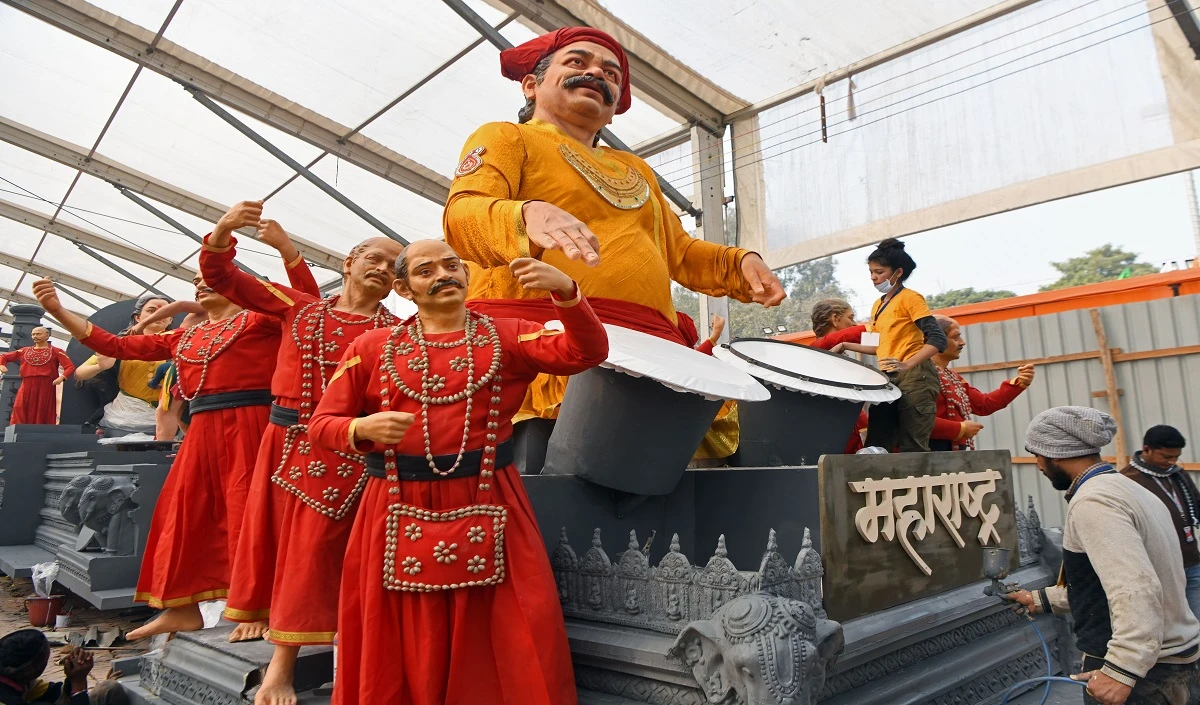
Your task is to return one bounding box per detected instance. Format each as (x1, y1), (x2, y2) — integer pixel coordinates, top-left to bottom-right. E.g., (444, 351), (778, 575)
(915, 316), (948, 352)
(1036, 589), (1052, 614)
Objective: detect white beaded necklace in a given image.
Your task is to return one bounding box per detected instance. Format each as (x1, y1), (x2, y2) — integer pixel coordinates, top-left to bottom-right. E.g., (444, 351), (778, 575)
(292, 296), (396, 419)
(380, 312), (503, 478)
(174, 310), (250, 401)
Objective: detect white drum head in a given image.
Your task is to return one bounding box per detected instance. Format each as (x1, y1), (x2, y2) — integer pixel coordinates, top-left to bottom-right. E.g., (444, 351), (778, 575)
(714, 338), (900, 404)
(591, 324), (770, 402)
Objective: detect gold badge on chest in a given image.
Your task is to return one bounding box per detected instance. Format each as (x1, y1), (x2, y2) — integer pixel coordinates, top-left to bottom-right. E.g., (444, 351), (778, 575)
(558, 143), (650, 210)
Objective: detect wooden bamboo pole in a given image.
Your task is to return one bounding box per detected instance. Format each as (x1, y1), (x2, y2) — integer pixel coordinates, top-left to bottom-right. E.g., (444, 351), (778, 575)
(1090, 309), (1128, 467)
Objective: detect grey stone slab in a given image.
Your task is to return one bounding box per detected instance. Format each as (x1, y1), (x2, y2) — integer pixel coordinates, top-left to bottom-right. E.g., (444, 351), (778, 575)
(821, 617), (1061, 705)
(141, 624), (334, 705)
(4, 424), (87, 439)
(1008, 682), (1085, 704)
(0, 543), (54, 577)
(53, 563), (135, 609)
(692, 465), (821, 568)
(525, 473), (697, 564)
(114, 674), (157, 705)
(834, 564), (1054, 671)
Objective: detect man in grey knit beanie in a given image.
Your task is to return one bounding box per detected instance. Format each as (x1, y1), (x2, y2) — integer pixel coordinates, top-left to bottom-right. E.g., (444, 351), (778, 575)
(1009, 406), (1200, 704)
(1025, 406), (1118, 463)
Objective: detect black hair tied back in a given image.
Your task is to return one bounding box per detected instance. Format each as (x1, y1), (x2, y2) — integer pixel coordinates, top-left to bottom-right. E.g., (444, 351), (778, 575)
(867, 237), (917, 281)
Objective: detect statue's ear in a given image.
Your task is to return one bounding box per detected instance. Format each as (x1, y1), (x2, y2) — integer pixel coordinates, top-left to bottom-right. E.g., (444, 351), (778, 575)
(108, 493), (125, 515)
(670, 621), (731, 703)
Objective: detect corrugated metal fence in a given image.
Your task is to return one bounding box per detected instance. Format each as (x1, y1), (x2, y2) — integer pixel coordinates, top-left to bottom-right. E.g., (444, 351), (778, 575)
(951, 293), (1200, 527)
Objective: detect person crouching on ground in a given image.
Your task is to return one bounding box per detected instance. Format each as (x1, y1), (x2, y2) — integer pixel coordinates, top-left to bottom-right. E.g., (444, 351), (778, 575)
(0, 630), (126, 705)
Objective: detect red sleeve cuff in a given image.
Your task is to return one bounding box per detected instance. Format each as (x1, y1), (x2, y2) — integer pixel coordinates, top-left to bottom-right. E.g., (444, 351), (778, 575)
(551, 282), (581, 308)
(202, 233), (236, 253)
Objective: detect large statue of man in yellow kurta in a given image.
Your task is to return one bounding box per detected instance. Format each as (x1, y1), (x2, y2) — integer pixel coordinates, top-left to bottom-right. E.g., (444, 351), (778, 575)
(445, 27), (785, 462)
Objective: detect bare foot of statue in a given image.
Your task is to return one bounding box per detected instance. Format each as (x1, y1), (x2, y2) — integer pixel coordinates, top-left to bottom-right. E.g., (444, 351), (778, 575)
(126, 605), (204, 641)
(229, 621), (269, 643)
(254, 645), (300, 705)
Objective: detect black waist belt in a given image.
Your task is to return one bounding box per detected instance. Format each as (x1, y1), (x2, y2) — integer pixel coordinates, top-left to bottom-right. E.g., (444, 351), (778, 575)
(269, 403), (301, 427)
(187, 389), (274, 415)
(365, 440), (513, 481)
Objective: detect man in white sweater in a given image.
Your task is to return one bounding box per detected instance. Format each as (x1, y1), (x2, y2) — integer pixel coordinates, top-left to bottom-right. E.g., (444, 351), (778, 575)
(1009, 406), (1200, 705)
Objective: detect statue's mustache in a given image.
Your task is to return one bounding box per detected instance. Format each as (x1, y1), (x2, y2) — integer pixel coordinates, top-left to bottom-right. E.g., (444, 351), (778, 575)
(428, 278), (464, 295)
(563, 74), (614, 105)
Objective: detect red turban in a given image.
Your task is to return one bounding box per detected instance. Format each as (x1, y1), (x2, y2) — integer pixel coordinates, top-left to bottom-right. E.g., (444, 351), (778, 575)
(499, 27), (632, 115)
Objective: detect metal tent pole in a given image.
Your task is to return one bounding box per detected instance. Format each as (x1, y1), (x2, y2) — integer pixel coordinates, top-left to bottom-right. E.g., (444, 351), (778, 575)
(185, 87), (410, 245)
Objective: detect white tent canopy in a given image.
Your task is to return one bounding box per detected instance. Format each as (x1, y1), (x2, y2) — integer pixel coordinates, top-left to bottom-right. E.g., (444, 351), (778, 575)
(0, 0), (1197, 321)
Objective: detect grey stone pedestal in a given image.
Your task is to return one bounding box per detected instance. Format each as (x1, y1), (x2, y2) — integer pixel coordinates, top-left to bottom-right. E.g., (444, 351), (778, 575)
(118, 625), (332, 705)
(0, 449), (172, 608)
(0, 436), (100, 572)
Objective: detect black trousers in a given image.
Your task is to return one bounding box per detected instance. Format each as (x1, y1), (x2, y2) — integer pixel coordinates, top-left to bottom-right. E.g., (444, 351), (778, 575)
(1082, 655), (1200, 705)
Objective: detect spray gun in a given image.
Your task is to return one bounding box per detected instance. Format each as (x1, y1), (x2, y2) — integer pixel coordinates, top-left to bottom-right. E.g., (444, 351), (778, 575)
(982, 547), (1020, 597)
(982, 547), (1034, 620)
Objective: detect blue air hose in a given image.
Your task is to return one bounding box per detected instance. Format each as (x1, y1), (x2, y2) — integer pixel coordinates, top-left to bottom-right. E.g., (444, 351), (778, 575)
(998, 618), (1088, 705)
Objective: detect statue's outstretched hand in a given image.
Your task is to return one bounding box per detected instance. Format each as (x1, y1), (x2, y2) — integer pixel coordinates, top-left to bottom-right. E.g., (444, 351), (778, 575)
(741, 254), (785, 307)
(31, 278), (63, 315)
(521, 201), (601, 266)
(214, 200), (263, 238)
(256, 219), (291, 251)
(510, 258), (576, 299)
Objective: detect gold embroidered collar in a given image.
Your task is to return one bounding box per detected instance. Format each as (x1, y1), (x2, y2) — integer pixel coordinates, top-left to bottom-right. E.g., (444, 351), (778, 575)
(526, 119), (650, 211)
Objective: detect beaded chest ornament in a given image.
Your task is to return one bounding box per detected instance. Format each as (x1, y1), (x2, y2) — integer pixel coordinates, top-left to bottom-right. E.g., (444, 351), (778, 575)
(272, 297), (397, 520)
(174, 310), (250, 401)
(379, 311), (508, 592)
(21, 347), (54, 367)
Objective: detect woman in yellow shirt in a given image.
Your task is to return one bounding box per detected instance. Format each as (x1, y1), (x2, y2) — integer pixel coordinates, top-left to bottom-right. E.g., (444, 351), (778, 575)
(74, 294), (172, 434)
(863, 239), (948, 452)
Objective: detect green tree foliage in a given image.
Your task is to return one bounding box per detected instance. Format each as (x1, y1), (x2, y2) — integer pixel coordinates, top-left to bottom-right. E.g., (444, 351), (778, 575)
(1039, 244), (1158, 292)
(926, 287), (1017, 310)
(673, 257), (850, 338)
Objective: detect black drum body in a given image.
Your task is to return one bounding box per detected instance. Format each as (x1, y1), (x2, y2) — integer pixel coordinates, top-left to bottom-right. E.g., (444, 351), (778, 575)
(543, 366), (723, 495)
(716, 338), (898, 467)
(734, 390), (863, 466)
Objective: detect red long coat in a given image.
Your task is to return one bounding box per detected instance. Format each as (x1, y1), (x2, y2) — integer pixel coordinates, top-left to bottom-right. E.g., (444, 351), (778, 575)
(201, 235), (400, 642)
(309, 292), (607, 705)
(0, 345), (74, 425)
(79, 314), (280, 607)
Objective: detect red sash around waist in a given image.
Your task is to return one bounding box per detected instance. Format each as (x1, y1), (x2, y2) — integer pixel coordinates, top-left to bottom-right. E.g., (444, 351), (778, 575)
(465, 296), (699, 348)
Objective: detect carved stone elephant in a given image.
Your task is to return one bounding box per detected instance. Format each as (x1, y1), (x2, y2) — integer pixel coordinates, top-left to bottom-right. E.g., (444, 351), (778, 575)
(78, 475), (138, 554)
(669, 593), (843, 705)
(59, 474), (93, 530)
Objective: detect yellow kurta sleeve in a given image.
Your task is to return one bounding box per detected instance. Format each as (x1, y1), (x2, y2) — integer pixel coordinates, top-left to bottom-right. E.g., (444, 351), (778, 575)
(635, 161), (755, 303)
(443, 122), (533, 267)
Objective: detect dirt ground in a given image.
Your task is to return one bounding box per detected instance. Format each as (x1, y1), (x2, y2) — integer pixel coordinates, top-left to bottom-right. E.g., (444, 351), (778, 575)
(1, 575), (153, 686)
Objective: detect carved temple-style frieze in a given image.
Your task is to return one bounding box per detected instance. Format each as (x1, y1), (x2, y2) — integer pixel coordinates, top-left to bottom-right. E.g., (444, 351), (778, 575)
(551, 526), (826, 635)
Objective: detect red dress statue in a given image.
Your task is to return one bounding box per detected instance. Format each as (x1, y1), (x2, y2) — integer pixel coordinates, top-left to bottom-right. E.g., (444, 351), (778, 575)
(0, 343), (74, 425)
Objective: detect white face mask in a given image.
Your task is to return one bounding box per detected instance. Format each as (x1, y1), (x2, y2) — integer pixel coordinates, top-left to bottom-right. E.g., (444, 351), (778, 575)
(874, 272), (900, 294)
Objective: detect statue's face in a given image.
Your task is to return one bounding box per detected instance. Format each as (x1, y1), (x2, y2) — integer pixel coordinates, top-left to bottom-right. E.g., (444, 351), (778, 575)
(671, 594), (843, 705)
(523, 42), (622, 133)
